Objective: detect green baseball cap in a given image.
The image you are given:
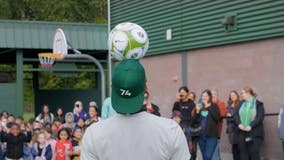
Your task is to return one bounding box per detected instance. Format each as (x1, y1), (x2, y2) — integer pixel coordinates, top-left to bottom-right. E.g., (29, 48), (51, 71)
(111, 59), (146, 114)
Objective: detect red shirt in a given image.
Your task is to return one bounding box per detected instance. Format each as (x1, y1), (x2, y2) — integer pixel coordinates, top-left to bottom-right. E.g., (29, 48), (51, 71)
(216, 100), (227, 137)
(55, 140), (72, 160)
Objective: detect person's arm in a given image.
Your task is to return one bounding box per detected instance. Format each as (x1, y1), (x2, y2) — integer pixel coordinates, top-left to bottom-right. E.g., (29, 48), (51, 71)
(50, 113), (54, 123)
(84, 112), (88, 121)
(250, 101), (265, 129)
(67, 141), (73, 156)
(0, 131), (8, 142)
(208, 105), (220, 122)
(81, 128), (99, 160)
(172, 102), (180, 112)
(191, 104), (201, 125)
(170, 122), (191, 160)
(35, 114), (41, 121)
(101, 98), (110, 120)
(22, 131), (32, 142)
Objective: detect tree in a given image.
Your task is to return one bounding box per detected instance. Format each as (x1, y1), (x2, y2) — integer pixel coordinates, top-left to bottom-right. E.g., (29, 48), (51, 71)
(0, 0), (107, 114)
(0, 0), (107, 23)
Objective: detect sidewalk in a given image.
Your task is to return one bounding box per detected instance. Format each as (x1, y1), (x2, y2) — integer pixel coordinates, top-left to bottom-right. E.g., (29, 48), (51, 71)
(196, 151), (277, 160)
(196, 151), (233, 160)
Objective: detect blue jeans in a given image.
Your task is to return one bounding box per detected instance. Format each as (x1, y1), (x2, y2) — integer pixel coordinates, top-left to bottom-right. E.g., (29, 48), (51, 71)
(199, 136), (218, 160)
(0, 146), (3, 160)
(212, 139), (221, 160)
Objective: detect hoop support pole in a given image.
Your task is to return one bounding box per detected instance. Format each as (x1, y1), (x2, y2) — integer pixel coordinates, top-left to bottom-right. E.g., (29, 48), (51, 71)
(62, 54), (106, 105)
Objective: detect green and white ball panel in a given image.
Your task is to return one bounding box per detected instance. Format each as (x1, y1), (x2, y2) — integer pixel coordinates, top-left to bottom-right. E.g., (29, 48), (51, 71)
(109, 22), (149, 61)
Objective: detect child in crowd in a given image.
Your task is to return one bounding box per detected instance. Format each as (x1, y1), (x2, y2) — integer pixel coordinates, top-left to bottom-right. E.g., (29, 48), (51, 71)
(75, 118), (85, 132)
(27, 118), (34, 132)
(6, 114), (15, 128)
(63, 113), (75, 132)
(0, 125), (3, 160)
(53, 119), (63, 129)
(71, 127), (83, 160)
(0, 111), (9, 120)
(55, 128), (72, 160)
(43, 128), (57, 160)
(0, 122), (32, 159)
(32, 131), (53, 160)
(55, 108), (65, 124)
(23, 124), (33, 160)
(7, 115), (15, 123)
(33, 120), (43, 131)
(15, 116), (24, 126)
(85, 104), (100, 127)
(23, 142), (33, 160)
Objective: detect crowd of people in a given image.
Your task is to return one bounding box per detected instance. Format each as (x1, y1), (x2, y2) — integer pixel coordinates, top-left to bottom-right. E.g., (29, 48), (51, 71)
(0, 85), (265, 160)
(171, 86), (265, 160)
(0, 100), (100, 160)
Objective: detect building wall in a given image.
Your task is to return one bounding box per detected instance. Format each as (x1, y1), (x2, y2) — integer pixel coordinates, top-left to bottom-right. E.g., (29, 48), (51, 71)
(0, 83), (17, 114)
(140, 37), (284, 159)
(111, 0), (284, 55)
(141, 53), (182, 116)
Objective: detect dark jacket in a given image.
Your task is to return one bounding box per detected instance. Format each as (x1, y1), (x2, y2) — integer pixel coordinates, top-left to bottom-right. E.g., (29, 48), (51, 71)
(226, 105), (239, 144)
(172, 100), (196, 128)
(0, 131), (32, 159)
(0, 144), (3, 160)
(226, 105), (239, 134)
(234, 100), (265, 140)
(192, 103), (220, 137)
(32, 142), (52, 160)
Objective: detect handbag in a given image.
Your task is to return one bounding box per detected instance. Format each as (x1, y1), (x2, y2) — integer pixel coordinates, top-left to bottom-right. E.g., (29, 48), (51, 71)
(188, 126), (201, 137)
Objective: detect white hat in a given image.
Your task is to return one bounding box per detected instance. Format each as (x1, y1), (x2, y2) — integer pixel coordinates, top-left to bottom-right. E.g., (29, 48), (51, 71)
(89, 101), (97, 107)
(75, 101), (82, 106)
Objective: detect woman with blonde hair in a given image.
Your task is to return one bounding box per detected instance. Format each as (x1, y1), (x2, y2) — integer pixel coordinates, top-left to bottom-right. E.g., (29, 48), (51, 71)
(226, 90), (241, 160)
(234, 87), (265, 160)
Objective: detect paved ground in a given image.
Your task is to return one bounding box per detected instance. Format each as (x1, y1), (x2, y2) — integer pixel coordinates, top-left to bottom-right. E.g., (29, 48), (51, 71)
(196, 151), (278, 160)
(196, 150), (233, 160)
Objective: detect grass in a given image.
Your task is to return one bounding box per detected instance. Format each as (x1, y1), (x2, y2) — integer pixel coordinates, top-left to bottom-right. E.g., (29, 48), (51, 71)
(23, 112), (35, 123)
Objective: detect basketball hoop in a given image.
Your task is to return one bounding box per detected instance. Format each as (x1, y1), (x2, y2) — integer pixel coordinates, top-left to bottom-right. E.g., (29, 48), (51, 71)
(38, 53), (63, 69)
(38, 28), (68, 69)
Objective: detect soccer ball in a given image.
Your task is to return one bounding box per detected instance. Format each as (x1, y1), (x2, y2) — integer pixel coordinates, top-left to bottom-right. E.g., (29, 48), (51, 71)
(109, 22), (149, 61)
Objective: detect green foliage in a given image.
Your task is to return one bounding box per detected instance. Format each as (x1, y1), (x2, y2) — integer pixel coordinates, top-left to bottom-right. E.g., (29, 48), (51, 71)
(0, 0), (106, 113)
(0, 64), (16, 81)
(39, 65), (96, 90)
(23, 112), (34, 122)
(0, 0), (107, 23)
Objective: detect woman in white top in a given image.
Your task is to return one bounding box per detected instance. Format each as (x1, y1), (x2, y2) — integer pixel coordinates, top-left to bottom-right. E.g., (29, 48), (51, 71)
(36, 104), (54, 125)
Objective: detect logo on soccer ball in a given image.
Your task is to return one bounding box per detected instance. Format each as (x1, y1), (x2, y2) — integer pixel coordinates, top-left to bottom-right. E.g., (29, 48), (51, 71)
(109, 22), (149, 61)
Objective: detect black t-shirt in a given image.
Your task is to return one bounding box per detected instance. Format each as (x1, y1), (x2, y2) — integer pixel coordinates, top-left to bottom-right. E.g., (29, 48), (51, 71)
(71, 139), (80, 159)
(172, 100), (195, 125)
(0, 131), (32, 159)
(38, 145), (43, 156)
